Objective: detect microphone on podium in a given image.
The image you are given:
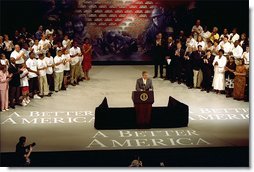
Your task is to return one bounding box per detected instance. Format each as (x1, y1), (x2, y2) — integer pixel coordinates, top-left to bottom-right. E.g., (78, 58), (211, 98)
(142, 83), (146, 91)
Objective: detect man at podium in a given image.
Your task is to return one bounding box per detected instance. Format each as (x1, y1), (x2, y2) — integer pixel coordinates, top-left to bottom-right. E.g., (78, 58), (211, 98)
(136, 71), (154, 91)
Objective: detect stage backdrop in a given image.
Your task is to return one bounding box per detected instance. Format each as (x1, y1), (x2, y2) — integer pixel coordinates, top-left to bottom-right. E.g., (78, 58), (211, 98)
(43, 0), (195, 62)
(1, 0), (249, 62)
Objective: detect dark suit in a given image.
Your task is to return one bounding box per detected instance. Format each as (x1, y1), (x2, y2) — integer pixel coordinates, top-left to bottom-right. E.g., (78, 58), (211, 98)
(171, 48), (185, 82)
(136, 78), (153, 91)
(8, 63), (21, 107)
(184, 51), (194, 87)
(165, 42), (175, 80)
(152, 40), (165, 77)
(201, 55), (214, 91)
(191, 50), (205, 71)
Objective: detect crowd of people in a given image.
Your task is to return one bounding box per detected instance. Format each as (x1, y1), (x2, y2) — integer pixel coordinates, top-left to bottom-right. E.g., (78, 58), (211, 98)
(0, 25), (93, 111)
(152, 19), (249, 101)
(0, 19), (250, 111)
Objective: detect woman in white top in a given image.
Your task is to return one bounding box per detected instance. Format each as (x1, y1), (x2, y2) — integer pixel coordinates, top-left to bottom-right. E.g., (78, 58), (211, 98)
(3, 34), (14, 59)
(242, 46), (249, 69)
(211, 40), (220, 56)
(212, 49), (227, 93)
(206, 40), (214, 52)
(196, 35), (206, 51)
(0, 54), (9, 69)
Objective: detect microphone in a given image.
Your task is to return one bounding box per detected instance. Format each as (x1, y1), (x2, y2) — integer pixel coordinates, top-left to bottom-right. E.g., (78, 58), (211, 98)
(142, 83), (146, 91)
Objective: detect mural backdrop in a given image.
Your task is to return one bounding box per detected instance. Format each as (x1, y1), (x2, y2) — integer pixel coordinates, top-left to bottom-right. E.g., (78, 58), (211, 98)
(42, 0), (196, 62)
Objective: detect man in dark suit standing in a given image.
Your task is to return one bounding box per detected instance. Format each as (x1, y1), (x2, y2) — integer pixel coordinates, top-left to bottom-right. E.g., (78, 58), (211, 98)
(8, 57), (22, 109)
(171, 41), (185, 84)
(152, 33), (165, 78)
(135, 71), (153, 129)
(191, 45), (205, 88)
(164, 36), (175, 81)
(201, 50), (214, 92)
(136, 71), (153, 91)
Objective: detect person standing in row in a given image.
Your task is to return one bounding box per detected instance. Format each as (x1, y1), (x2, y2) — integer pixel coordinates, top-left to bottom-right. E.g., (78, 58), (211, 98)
(62, 48), (71, 90)
(164, 36), (175, 81)
(82, 38), (92, 80)
(233, 59), (247, 100)
(0, 54), (9, 68)
(19, 64), (30, 106)
(11, 45), (25, 68)
(224, 56), (236, 97)
(183, 46), (193, 88)
(0, 65), (10, 111)
(8, 57), (22, 109)
(201, 50), (214, 92)
(26, 52), (41, 99)
(191, 45), (204, 88)
(152, 33), (165, 79)
(212, 49), (227, 94)
(70, 41), (81, 86)
(37, 52), (50, 97)
(54, 50), (64, 92)
(3, 34), (14, 60)
(171, 41), (185, 84)
(45, 51), (54, 94)
(38, 34), (50, 55)
(191, 19), (203, 41)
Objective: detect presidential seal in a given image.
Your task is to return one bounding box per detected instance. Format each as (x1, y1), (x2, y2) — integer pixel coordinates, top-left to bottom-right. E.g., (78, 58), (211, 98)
(140, 93), (148, 101)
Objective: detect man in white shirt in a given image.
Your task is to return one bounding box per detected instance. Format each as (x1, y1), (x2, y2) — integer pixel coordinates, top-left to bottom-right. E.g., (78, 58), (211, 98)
(219, 36), (232, 55)
(69, 41), (82, 86)
(232, 40), (243, 59)
(32, 39), (40, 58)
(45, 25), (54, 36)
(38, 34), (50, 55)
(191, 19), (203, 40)
(186, 35), (197, 50)
(62, 35), (72, 50)
(62, 48), (72, 90)
(20, 43), (30, 61)
(54, 49), (64, 92)
(219, 28), (230, 42)
(26, 52), (41, 99)
(201, 26), (211, 41)
(229, 28), (240, 43)
(45, 51), (55, 93)
(10, 45), (25, 66)
(37, 52), (50, 97)
(46, 29), (54, 36)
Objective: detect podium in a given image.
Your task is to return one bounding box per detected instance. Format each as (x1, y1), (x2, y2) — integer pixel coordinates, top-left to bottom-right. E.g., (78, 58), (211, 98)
(132, 91), (154, 128)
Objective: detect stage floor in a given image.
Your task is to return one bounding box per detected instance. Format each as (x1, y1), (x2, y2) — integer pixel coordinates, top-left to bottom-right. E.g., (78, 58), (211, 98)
(0, 65), (249, 152)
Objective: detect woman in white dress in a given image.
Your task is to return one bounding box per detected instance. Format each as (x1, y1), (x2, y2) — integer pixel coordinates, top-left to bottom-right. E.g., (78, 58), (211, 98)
(212, 49), (227, 94)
